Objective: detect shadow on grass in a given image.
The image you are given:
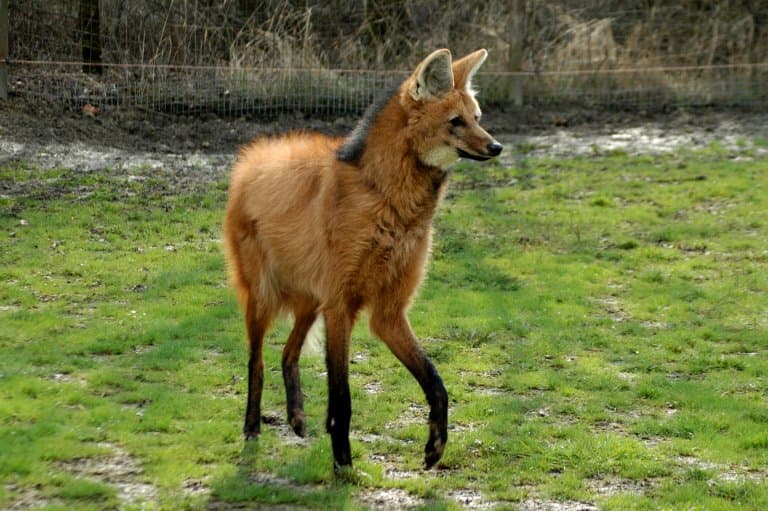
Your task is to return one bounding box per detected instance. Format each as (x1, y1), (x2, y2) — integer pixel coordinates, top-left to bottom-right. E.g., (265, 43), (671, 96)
(205, 436), (357, 510)
(207, 439), (456, 510)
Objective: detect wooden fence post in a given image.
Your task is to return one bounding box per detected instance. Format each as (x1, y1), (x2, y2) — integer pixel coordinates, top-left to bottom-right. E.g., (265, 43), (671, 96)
(0, 0), (9, 100)
(508, 0), (525, 107)
(79, 0), (102, 74)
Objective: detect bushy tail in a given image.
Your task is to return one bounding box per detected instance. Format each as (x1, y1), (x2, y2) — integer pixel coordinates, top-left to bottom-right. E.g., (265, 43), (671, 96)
(223, 216), (250, 310)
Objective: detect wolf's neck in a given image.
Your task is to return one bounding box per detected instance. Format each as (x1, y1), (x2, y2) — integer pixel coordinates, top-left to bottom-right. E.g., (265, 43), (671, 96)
(337, 88), (446, 221)
(366, 112), (445, 221)
(336, 83), (400, 165)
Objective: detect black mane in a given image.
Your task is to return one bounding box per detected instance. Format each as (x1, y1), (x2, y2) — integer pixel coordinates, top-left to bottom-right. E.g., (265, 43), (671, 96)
(336, 83), (401, 164)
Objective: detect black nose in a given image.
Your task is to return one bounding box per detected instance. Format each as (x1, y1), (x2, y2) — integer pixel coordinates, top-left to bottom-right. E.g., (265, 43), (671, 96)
(487, 142), (503, 156)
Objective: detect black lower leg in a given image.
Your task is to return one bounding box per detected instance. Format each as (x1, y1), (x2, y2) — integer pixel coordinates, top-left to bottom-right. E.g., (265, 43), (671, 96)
(370, 312), (450, 468)
(419, 358), (448, 469)
(243, 353), (263, 439)
(326, 381), (352, 469)
(324, 309), (354, 470)
(282, 312), (315, 437)
(283, 362), (306, 437)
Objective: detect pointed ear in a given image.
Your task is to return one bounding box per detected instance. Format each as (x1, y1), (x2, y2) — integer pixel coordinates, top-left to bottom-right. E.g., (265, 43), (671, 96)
(408, 49), (454, 101)
(452, 49), (488, 93)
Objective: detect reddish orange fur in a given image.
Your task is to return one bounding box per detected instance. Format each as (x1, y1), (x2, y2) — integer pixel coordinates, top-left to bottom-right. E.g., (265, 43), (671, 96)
(223, 49), (501, 469)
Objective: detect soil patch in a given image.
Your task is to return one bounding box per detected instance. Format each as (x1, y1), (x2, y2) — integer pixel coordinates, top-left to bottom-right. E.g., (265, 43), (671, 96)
(3, 96), (768, 187)
(517, 499), (599, 511)
(357, 487), (424, 510)
(57, 442), (158, 506)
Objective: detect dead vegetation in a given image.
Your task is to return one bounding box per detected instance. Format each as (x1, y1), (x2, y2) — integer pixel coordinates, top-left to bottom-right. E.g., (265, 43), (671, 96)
(7, 1), (768, 112)
(11, 1), (768, 72)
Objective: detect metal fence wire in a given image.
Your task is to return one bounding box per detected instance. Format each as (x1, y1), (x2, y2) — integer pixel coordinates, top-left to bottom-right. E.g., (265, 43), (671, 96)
(5, 1), (768, 116)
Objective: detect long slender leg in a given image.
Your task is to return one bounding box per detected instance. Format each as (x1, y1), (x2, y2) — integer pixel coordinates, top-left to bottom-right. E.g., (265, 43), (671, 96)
(370, 310), (448, 469)
(324, 308), (353, 469)
(282, 306), (317, 437)
(243, 296), (269, 439)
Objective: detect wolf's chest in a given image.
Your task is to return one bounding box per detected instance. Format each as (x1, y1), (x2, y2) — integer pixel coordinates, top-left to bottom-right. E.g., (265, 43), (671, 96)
(365, 220), (432, 279)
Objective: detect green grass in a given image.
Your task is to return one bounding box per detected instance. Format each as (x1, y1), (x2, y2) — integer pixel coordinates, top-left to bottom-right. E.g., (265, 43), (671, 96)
(1, 146), (767, 510)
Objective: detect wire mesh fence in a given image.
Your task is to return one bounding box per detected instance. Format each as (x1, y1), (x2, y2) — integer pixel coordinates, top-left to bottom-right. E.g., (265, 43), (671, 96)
(9, 64), (410, 116)
(4, 1), (768, 116)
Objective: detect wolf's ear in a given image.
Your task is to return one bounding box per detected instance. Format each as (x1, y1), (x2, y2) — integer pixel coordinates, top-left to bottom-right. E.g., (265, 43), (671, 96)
(452, 49), (488, 94)
(409, 49), (454, 101)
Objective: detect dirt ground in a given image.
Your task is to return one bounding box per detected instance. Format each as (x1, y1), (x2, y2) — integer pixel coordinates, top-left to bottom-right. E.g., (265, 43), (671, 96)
(2, 96), (767, 180)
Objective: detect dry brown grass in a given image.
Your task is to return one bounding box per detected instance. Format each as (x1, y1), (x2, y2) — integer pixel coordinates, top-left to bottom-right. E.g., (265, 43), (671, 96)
(10, 1), (767, 70)
(8, 1), (768, 110)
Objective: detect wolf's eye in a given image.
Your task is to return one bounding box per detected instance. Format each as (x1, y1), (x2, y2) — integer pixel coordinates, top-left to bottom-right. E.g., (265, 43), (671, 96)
(449, 116), (466, 127)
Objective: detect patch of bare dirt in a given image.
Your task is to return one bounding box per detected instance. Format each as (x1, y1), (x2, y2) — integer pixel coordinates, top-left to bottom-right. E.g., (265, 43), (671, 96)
(2, 485), (53, 511)
(517, 499), (599, 511)
(49, 372), (87, 386)
(182, 478), (211, 497)
(57, 442), (159, 506)
(586, 476), (657, 496)
(3, 96), (768, 192)
(359, 432), (425, 481)
(363, 380), (383, 394)
(472, 386), (509, 395)
(260, 411), (312, 447)
(448, 488), (497, 509)
(384, 403), (428, 430)
(356, 487), (424, 510)
(676, 456), (768, 484)
(497, 109), (768, 163)
(597, 296), (631, 323)
(368, 452), (418, 481)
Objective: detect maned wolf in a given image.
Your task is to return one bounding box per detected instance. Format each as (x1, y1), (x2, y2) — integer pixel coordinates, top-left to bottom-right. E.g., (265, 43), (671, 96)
(223, 48), (502, 470)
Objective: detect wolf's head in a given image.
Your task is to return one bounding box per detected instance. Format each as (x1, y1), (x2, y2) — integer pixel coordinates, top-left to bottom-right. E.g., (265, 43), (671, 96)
(402, 49), (503, 169)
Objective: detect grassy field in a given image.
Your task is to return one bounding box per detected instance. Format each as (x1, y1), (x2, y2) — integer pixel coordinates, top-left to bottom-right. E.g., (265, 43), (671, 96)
(1, 144), (767, 510)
